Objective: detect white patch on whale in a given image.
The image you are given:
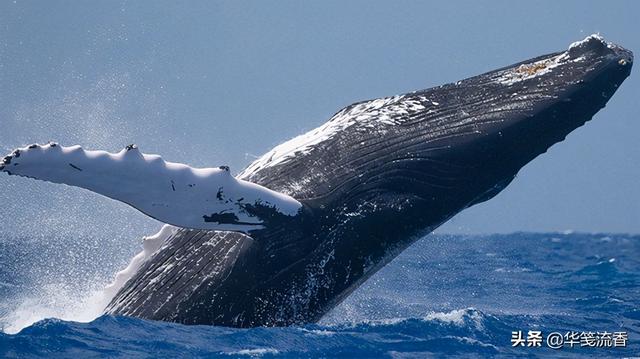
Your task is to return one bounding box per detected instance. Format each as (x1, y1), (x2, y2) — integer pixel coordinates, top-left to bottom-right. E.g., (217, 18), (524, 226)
(1, 143), (302, 232)
(101, 224), (177, 303)
(240, 94), (431, 177)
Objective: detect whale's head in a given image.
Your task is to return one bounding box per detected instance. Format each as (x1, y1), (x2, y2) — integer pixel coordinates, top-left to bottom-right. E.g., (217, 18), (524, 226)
(467, 34), (632, 174)
(410, 34), (634, 210)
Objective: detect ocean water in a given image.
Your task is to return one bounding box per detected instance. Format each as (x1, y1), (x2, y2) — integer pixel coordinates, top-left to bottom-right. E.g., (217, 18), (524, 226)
(0, 232), (638, 358)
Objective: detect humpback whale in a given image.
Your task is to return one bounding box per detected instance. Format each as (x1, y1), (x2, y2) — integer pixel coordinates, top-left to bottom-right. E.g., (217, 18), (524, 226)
(1, 35), (633, 327)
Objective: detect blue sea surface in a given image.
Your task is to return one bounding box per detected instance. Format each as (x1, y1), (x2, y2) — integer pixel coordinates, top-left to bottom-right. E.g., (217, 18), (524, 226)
(1, 232), (638, 358)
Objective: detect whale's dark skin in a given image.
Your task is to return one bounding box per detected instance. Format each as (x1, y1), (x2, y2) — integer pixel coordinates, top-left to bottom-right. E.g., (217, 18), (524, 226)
(105, 36), (633, 327)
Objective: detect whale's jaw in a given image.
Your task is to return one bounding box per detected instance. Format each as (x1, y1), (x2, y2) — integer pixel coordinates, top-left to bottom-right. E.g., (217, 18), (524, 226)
(102, 35), (633, 327)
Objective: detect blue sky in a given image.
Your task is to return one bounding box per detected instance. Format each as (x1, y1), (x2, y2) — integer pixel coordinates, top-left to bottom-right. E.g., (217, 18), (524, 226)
(0, 1), (638, 238)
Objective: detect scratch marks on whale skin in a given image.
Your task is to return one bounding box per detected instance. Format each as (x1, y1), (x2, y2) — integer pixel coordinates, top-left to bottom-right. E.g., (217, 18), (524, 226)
(68, 163), (83, 171)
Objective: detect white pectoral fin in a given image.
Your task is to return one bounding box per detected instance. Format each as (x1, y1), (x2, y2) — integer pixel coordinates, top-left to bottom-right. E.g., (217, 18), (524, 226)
(1, 143), (302, 232)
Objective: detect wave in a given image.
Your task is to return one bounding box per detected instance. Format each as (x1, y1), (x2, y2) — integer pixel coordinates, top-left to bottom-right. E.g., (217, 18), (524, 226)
(1, 309), (507, 358)
(6, 307), (633, 358)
